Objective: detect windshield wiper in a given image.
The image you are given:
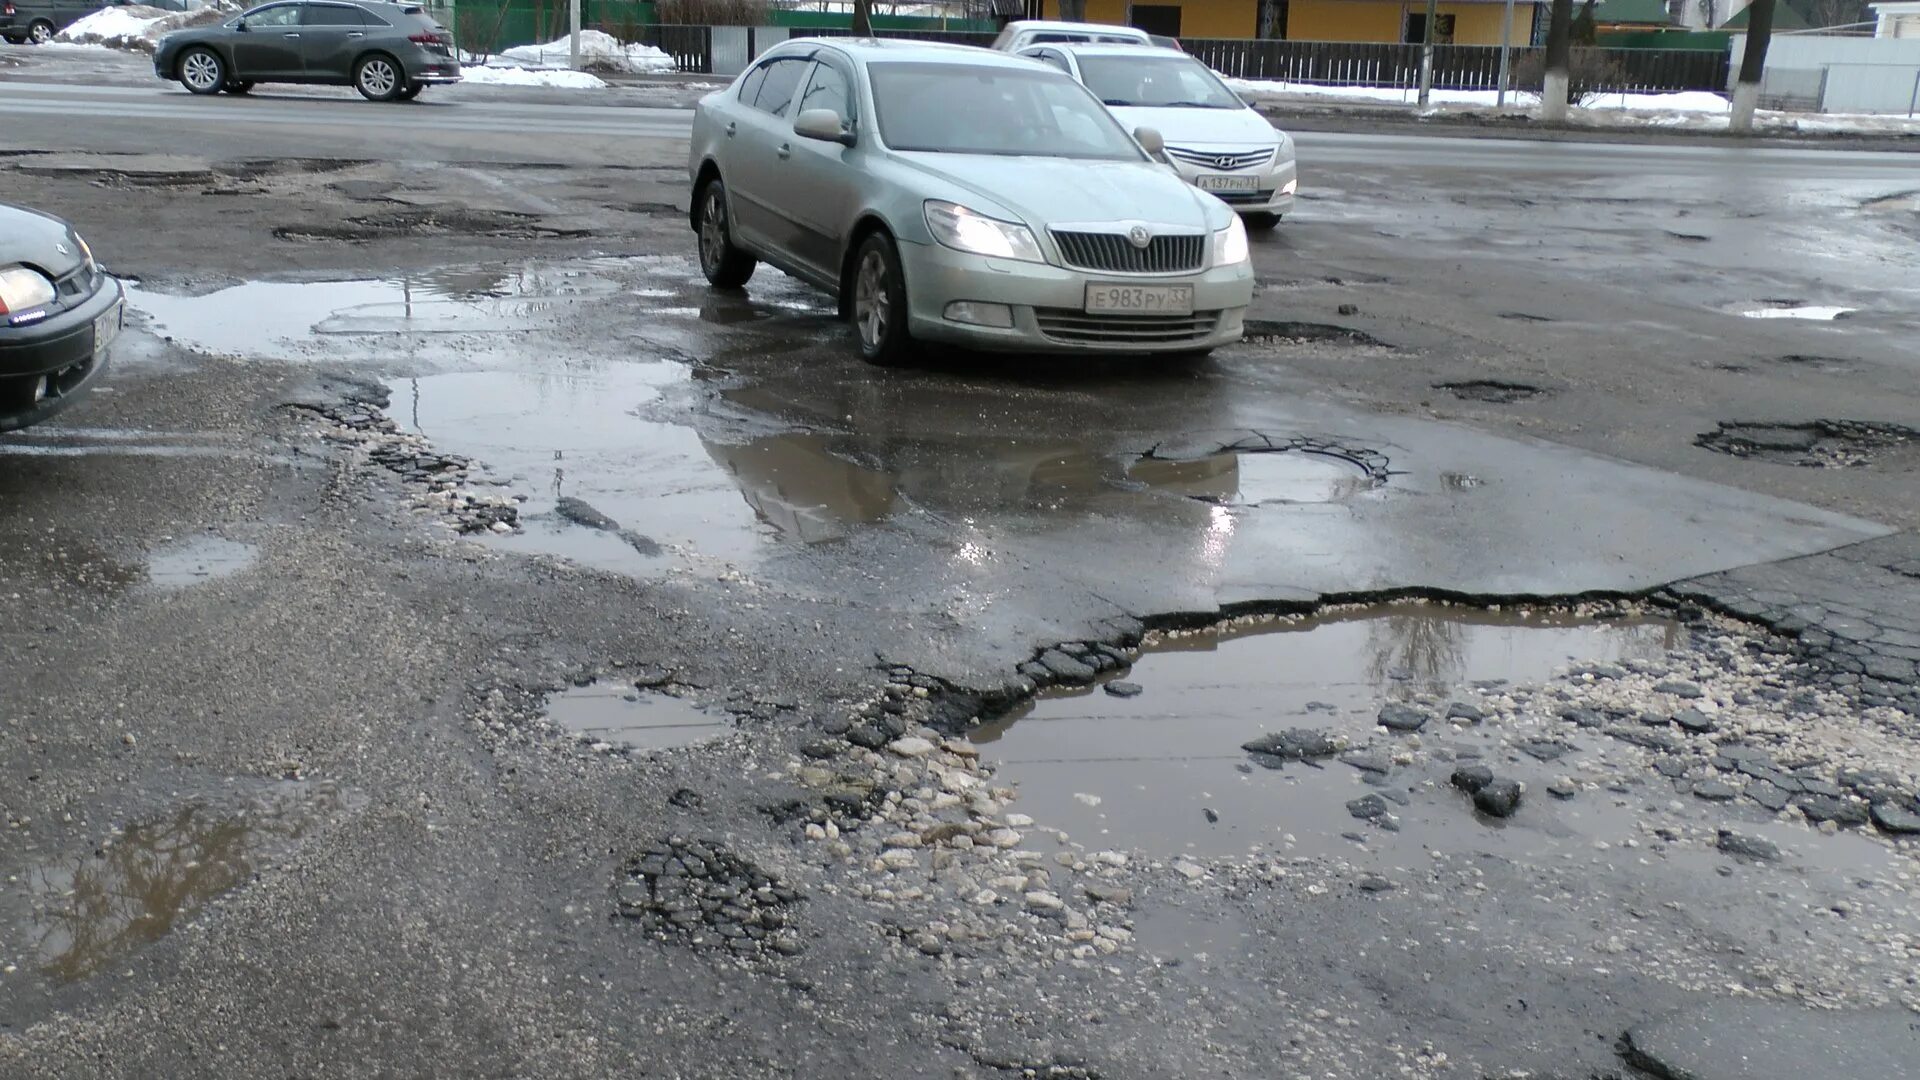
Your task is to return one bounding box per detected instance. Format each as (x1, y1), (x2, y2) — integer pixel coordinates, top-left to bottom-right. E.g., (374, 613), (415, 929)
(1101, 98), (1137, 107)
(1162, 100), (1228, 108)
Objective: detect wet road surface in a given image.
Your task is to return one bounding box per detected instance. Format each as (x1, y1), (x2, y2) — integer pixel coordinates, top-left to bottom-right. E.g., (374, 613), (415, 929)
(4, 47), (1920, 1080)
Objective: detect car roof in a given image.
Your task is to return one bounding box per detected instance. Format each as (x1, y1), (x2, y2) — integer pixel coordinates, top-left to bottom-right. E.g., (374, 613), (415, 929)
(779, 37), (1045, 69)
(1038, 43), (1190, 60)
(1004, 20), (1151, 38)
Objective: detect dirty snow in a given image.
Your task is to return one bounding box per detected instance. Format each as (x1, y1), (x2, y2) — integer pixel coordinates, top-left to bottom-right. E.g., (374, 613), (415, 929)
(458, 65), (607, 90)
(57, 4), (230, 53)
(1227, 76), (1920, 135)
(490, 31), (675, 74)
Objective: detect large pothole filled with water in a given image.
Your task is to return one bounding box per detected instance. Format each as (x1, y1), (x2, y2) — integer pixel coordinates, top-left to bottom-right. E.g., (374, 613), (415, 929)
(543, 681), (732, 751)
(974, 604), (1687, 858)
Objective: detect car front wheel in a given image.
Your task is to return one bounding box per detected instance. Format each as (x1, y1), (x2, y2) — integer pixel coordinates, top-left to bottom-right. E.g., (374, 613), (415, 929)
(851, 233), (911, 367)
(354, 54), (403, 101)
(27, 19), (55, 44)
(179, 48), (226, 95)
(695, 178), (756, 289)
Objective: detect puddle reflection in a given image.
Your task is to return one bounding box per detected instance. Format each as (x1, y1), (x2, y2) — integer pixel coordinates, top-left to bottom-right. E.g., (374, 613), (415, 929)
(544, 682), (731, 749)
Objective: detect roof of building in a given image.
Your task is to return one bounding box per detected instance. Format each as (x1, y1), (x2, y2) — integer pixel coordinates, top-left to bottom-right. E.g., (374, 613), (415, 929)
(1718, 3), (1811, 29)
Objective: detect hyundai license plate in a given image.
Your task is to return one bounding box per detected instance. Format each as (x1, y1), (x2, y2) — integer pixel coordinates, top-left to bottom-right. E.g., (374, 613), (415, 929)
(1084, 284), (1194, 316)
(1197, 174), (1261, 193)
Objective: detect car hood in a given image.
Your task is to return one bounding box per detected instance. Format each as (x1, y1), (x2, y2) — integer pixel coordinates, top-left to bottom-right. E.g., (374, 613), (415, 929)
(893, 153), (1228, 231)
(1105, 105), (1282, 147)
(0, 204), (87, 279)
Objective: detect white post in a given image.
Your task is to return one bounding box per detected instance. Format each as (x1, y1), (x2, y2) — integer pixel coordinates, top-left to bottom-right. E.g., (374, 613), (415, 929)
(569, 0), (582, 70)
(1496, 0), (1515, 107)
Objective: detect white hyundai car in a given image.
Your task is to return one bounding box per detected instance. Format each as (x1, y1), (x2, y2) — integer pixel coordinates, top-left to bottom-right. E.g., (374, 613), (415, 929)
(1018, 43), (1296, 228)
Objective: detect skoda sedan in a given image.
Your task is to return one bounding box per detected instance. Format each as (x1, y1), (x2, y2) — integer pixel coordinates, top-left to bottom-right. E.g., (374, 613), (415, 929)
(686, 39), (1254, 365)
(0, 203), (123, 433)
(1019, 44), (1297, 228)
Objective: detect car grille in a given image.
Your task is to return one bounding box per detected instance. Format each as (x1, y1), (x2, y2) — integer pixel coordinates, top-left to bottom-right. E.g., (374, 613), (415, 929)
(1034, 309), (1221, 346)
(52, 263), (100, 302)
(1050, 230), (1205, 275)
(1166, 146), (1275, 171)
(1212, 190), (1275, 205)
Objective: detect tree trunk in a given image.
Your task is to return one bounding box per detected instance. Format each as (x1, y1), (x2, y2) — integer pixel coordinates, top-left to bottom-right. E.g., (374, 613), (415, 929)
(852, 0), (874, 36)
(1731, 0), (1776, 133)
(1541, 0), (1574, 122)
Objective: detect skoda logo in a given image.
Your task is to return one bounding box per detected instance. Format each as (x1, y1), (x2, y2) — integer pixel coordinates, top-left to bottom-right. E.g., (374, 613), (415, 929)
(1126, 225), (1152, 249)
(55, 243), (70, 256)
(1215, 155), (1236, 169)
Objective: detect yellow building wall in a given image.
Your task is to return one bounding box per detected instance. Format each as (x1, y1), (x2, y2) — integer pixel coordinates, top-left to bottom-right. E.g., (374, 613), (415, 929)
(1040, 0), (1259, 39)
(1285, 0), (1534, 45)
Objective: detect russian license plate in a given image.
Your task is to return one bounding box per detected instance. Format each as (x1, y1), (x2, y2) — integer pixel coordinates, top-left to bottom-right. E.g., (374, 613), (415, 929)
(1085, 284), (1194, 316)
(93, 302), (122, 359)
(1197, 174), (1261, 193)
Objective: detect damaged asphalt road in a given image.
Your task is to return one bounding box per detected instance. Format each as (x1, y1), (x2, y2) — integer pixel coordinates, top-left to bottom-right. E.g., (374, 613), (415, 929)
(3, 58), (1920, 1079)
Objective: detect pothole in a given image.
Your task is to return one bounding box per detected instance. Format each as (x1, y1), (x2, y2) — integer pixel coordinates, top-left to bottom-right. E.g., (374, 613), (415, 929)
(1239, 320), (1390, 347)
(1499, 312), (1554, 323)
(1732, 300), (1857, 321)
(544, 681), (732, 750)
(28, 783), (349, 983)
(1126, 447), (1380, 505)
(273, 209), (591, 243)
(1775, 354), (1857, 371)
(972, 604), (1683, 858)
(145, 535), (258, 588)
(1434, 379), (1549, 404)
(1695, 420), (1918, 468)
(614, 838), (805, 956)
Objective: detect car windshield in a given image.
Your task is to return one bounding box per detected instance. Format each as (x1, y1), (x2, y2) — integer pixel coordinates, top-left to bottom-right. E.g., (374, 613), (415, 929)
(870, 62), (1145, 160)
(1077, 55), (1243, 109)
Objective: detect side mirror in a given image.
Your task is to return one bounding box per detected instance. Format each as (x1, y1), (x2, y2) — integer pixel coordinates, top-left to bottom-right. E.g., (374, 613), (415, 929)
(234, 18), (249, 31)
(1133, 125), (1164, 156)
(794, 108), (853, 146)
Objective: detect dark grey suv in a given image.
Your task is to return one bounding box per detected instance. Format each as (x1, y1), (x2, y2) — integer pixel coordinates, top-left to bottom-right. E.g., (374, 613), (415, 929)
(152, 1), (459, 101)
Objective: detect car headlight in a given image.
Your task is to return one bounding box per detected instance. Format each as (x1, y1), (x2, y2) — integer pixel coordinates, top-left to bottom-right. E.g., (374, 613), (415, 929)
(0, 265), (57, 317)
(1212, 216), (1249, 267)
(924, 200), (1044, 263)
(74, 233), (95, 270)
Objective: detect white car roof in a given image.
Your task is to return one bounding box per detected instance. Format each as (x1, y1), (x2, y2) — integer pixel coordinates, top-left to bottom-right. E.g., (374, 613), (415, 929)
(1005, 20), (1151, 40)
(1039, 43), (1191, 60)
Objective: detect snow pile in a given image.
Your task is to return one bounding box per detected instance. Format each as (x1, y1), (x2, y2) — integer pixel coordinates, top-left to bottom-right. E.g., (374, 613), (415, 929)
(491, 31), (675, 74)
(57, 4), (231, 54)
(459, 65), (608, 89)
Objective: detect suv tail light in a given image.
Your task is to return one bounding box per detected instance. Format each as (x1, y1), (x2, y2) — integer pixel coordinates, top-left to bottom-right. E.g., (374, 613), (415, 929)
(3, 3), (16, 16)
(408, 32), (443, 44)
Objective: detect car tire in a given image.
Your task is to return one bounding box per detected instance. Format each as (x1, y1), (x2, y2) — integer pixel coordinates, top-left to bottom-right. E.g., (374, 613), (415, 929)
(178, 47), (226, 95)
(397, 81), (424, 101)
(851, 232), (911, 367)
(353, 53), (404, 102)
(27, 19), (54, 44)
(1242, 212), (1281, 230)
(223, 80), (254, 95)
(694, 177), (756, 290)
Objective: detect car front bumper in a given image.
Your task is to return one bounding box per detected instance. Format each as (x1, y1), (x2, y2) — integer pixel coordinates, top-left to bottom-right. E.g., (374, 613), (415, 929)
(1167, 153), (1298, 217)
(0, 276), (123, 432)
(899, 240), (1254, 355)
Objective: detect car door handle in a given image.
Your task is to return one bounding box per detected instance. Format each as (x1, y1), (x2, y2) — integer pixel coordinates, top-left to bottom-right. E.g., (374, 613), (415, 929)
(283, 32), (300, 38)
(776, 143), (791, 159)
(724, 121), (736, 138)
(346, 31), (363, 37)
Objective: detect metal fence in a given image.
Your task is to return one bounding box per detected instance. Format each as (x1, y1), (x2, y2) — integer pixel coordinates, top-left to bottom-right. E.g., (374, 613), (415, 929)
(1184, 39), (1730, 94)
(611, 26), (1729, 97)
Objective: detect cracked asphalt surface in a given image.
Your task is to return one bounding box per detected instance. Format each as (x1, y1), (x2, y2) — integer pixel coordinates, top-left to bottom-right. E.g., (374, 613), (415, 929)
(4, 44), (1919, 1079)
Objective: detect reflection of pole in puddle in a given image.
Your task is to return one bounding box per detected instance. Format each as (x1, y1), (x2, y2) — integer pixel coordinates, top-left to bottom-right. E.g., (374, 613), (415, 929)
(552, 449), (565, 500)
(410, 376), (420, 434)
(1366, 613), (1467, 697)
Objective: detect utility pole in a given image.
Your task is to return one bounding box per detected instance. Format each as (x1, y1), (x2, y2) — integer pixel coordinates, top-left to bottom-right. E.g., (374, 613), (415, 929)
(569, 0), (582, 70)
(1497, 0), (1516, 107)
(1417, 0), (1438, 108)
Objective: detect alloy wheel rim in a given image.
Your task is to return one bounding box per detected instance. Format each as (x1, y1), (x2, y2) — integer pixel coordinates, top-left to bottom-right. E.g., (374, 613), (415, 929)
(183, 53), (219, 90)
(855, 251), (888, 349)
(362, 60), (396, 96)
(699, 190), (725, 274)
(31, 24), (52, 43)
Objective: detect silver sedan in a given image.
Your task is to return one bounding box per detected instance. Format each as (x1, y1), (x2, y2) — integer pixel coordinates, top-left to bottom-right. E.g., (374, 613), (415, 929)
(686, 39), (1255, 365)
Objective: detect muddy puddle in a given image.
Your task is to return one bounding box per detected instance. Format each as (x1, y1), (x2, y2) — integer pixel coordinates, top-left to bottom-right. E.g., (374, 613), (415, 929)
(24, 783), (348, 983)
(1125, 449), (1377, 506)
(975, 606), (1689, 858)
(544, 682), (731, 750)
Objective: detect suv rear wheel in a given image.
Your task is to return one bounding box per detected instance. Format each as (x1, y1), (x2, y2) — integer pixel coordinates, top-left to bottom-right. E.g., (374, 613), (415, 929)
(353, 54), (403, 102)
(27, 19), (55, 44)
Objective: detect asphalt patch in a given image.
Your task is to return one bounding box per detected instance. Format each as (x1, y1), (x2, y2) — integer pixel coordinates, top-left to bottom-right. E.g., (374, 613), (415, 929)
(273, 209), (591, 243)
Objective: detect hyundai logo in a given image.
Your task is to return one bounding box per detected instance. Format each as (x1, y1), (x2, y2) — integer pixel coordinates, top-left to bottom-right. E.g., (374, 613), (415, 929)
(1215, 155), (1237, 169)
(1127, 225), (1152, 249)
